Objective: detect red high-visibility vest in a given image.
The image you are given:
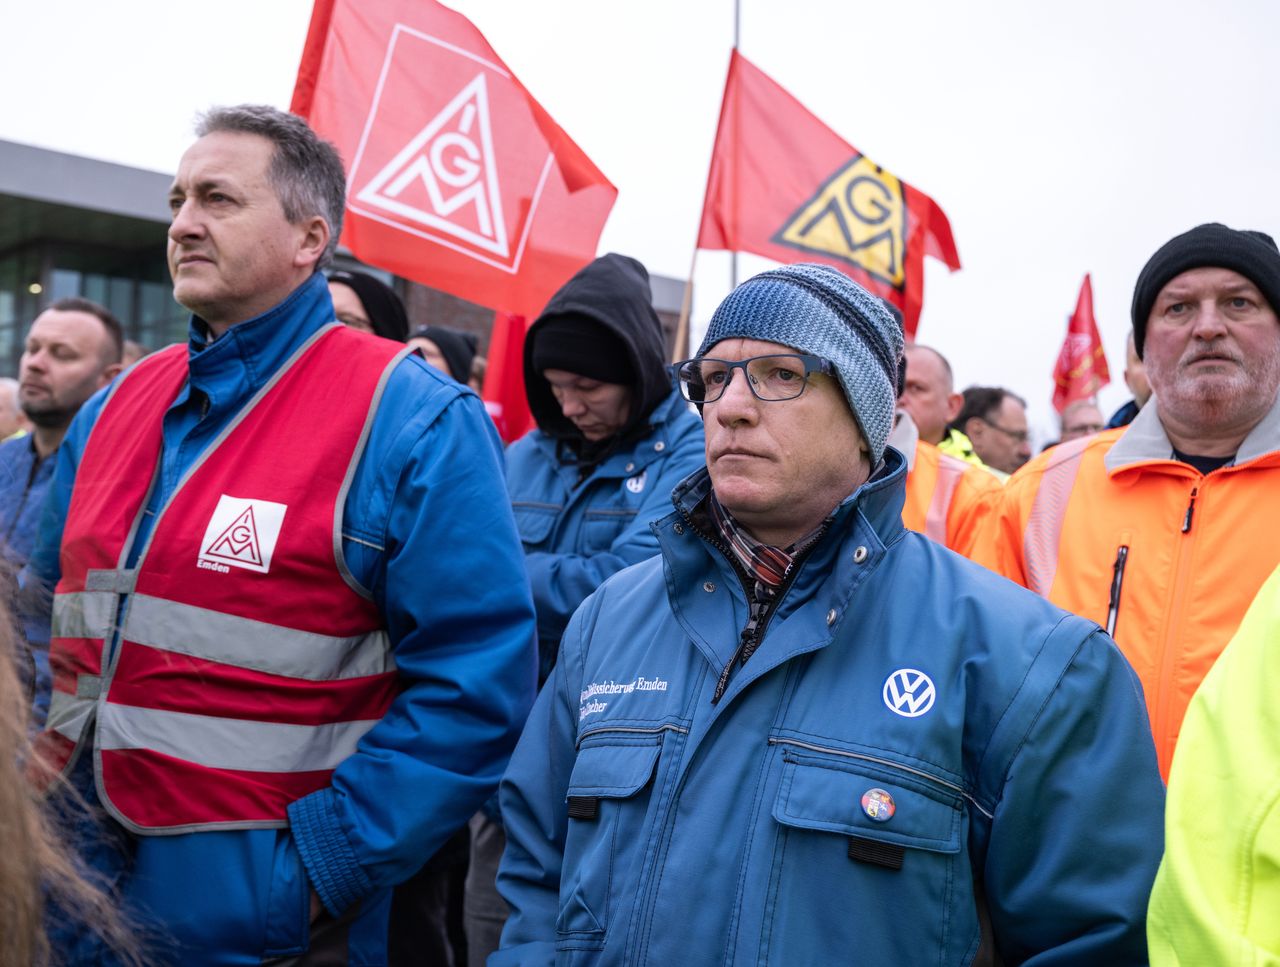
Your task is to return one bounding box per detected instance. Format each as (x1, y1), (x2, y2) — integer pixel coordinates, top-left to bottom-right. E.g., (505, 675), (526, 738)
(34, 325), (406, 832)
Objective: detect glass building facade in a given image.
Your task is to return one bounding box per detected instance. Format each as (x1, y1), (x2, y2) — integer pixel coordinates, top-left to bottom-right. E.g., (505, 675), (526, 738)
(0, 138), (180, 376)
(0, 240), (182, 375)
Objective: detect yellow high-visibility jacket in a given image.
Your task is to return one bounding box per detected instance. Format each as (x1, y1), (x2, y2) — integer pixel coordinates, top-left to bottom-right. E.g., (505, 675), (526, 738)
(1148, 563), (1280, 965)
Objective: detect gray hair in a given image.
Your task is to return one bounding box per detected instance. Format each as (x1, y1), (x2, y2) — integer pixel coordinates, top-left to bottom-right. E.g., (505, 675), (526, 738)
(196, 104), (346, 268)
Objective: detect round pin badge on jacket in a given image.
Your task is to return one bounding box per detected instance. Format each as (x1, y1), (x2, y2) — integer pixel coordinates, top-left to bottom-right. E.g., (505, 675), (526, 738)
(861, 787), (896, 822)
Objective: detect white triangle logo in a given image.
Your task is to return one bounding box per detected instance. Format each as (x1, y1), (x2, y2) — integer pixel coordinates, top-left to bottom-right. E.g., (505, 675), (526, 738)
(206, 506), (263, 566)
(356, 73), (509, 259)
(197, 495), (287, 575)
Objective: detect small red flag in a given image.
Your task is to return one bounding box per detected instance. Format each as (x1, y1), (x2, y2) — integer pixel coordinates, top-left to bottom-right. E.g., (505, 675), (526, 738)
(696, 50), (961, 338)
(481, 311), (535, 443)
(292, 0), (617, 321)
(1052, 274), (1111, 414)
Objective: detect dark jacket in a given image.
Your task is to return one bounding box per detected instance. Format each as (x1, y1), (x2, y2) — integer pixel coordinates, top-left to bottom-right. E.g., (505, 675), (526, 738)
(1107, 398), (1141, 429)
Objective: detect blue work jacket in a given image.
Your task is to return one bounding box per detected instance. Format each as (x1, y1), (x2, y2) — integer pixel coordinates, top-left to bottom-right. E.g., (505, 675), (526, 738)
(505, 388), (703, 677)
(0, 434), (52, 564)
(1, 434), (54, 715)
(496, 454), (1165, 966)
(33, 272), (538, 965)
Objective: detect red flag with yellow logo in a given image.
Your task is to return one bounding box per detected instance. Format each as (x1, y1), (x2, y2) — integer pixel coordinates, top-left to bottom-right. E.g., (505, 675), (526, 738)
(1052, 274), (1111, 413)
(291, 0), (616, 321)
(696, 51), (960, 337)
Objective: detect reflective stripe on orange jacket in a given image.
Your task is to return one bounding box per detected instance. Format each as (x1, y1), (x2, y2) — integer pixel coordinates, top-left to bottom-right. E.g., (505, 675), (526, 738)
(890, 414), (1001, 557)
(975, 397), (1280, 778)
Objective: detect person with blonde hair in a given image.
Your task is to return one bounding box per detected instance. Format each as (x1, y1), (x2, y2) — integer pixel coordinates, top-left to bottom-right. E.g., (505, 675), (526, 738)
(0, 606), (135, 966)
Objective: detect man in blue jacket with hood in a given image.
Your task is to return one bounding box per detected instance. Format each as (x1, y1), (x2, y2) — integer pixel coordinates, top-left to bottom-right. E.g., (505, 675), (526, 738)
(30, 104), (537, 965)
(507, 253), (704, 680)
(495, 263), (1165, 966)
(466, 253), (703, 962)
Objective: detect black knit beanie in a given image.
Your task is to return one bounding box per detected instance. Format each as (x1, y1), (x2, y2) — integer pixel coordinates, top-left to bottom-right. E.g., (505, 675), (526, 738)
(1130, 223), (1280, 358)
(328, 271), (409, 342)
(409, 325), (479, 383)
(530, 314), (633, 384)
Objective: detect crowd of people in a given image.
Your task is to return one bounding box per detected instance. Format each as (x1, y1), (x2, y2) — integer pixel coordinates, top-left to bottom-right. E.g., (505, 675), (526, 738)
(1, 103), (1277, 966)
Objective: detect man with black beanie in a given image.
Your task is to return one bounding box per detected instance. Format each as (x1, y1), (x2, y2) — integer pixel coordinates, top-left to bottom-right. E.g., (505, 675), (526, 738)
(978, 222), (1280, 780)
(328, 270), (409, 342)
(408, 325), (479, 384)
(463, 253), (704, 964)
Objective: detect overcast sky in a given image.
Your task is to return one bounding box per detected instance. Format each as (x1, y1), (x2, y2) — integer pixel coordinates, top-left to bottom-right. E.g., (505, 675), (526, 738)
(4, 0), (1278, 440)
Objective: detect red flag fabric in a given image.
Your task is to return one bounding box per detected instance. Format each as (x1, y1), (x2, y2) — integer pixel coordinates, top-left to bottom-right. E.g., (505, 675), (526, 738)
(292, 0), (617, 320)
(696, 50), (960, 338)
(480, 311), (535, 442)
(1052, 274), (1111, 413)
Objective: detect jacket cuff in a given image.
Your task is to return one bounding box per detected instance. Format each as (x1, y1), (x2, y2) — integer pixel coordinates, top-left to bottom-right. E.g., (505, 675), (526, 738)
(287, 787), (374, 916)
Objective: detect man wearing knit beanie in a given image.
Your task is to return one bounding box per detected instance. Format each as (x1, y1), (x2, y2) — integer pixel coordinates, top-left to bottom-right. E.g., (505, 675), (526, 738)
(978, 222), (1280, 783)
(408, 324), (479, 384)
(327, 270), (410, 342)
(495, 263), (1164, 965)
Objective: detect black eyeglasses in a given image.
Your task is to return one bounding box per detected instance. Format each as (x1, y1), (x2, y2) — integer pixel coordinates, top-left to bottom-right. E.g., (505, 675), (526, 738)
(675, 354), (835, 403)
(978, 417), (1029, 444)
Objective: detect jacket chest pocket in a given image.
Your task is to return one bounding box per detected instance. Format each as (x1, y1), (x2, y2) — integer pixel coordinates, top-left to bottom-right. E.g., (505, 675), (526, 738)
(760, 750), (977, 965)
(557, 739), (661, 949)
(512, 502), (559, 550)
(580, 507), (637, 554)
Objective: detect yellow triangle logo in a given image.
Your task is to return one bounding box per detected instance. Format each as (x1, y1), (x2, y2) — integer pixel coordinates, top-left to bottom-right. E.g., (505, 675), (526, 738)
(773, 154), (906, 288)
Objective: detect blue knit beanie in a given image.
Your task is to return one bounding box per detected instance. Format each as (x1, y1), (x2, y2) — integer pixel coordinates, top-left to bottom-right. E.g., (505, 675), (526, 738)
(696, 263), (905, 464)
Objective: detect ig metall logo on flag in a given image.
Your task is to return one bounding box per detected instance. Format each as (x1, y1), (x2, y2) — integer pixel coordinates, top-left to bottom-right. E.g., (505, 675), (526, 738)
(345, 24), (556, 274)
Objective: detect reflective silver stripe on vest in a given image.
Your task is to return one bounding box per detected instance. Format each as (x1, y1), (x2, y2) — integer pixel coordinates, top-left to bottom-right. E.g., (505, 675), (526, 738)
(1024, 447), (1088, 598)
(46, 688), (96, 743)
(124, 593), (393, 681)
(85, 568), (137, 594)
(96, 703), (377, 773)
(52, 591), (118, 640)
(925, 457), (966, 545)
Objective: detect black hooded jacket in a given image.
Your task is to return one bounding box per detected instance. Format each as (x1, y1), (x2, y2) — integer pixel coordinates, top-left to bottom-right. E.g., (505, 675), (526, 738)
(523, 254), (672, 452)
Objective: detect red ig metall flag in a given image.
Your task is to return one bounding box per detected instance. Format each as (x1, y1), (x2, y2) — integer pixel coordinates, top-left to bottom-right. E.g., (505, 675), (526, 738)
(1052, 273), (1111, 413)
(293, 0), (616, 319)
(292, 0), (617, 440)
(696, 50), (961, 338)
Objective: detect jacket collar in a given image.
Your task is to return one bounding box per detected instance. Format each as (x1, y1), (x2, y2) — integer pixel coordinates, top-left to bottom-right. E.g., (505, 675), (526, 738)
(1105, 387), (1280, 472)
(670, 445), (908, 554)
(185, 272), (335, 397)
(658, 450), (908, 700)
(887, 410), (919, 471)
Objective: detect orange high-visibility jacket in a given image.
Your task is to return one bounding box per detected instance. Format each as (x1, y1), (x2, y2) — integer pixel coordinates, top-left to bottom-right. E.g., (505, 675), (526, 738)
(975, 398), (1280, 778)
(889, 414), (1001, 558)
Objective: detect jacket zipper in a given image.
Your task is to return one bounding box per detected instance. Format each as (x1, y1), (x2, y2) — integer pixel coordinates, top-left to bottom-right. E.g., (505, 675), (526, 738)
(577, 723), (689, 748)
(768, 737), (992, 818)
(712, 594), (776, 704)
(1153, 475), (1211, 763)
(675, 504), (768, 703)
(679, 504), (832, 705)
(1105, 544), (1129, 638)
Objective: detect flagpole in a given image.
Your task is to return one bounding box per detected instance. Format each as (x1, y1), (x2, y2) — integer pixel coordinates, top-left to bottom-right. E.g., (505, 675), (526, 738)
(730, 0), (740, 290)
(673, 248), (698, 364)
